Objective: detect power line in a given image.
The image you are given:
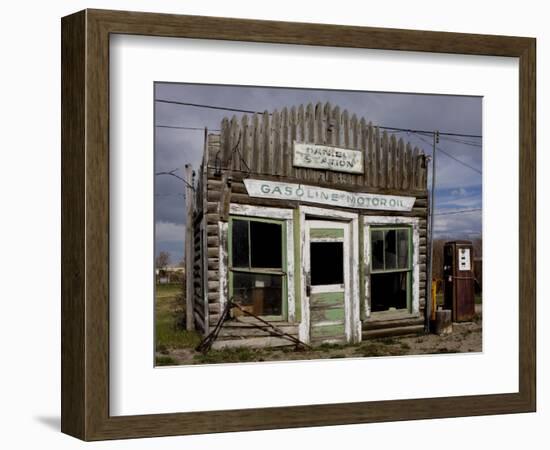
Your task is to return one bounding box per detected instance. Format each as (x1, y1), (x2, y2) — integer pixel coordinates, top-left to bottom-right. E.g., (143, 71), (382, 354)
(440, 135), (482, 148)
(155, 98), (482, 138)
(435, 208), (482, 216)
(155, 169), (195, 190)
(156, 125), (221, 132)
(412, 132), (482, 174)
(156, 99), (258, 115)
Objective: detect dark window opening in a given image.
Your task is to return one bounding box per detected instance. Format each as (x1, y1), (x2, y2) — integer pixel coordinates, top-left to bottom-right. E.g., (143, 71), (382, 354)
(371, 272), (408, 312)
(310, 241), (344, 286)
(232, 219), (249, 268)
(371, 230), (384, 271)
(250, 221), (282, 269)
(231, 219), (282, 269)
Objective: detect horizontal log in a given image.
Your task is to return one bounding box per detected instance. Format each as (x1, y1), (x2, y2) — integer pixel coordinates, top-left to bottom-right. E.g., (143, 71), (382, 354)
(212, 335), (295, 350)
(207, 191), (221, 202)
(218, 327), (298, 339)
(362, 324), (424, 340)
(209, 303), (221, 314)
(363, 316), (424, 331)
(206, 226), (219, 238)
(208, 292), (220, 302)
(207, 270), (218, 281)
(221, 317), (294, 327)
(207, 236), (219, 247)
(206, 214), (220, 225)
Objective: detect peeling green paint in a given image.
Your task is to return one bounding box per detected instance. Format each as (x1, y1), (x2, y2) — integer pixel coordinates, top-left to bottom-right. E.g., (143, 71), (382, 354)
(359, 218), (365, 320)
(310, 323), (346, 338)
(293, 208), (301, 322)
(310, 291), (344, 308)
(311, 307), (345, 322)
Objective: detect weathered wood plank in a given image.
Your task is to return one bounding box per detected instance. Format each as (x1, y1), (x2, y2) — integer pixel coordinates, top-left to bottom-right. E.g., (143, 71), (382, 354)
(362, 324), (424, 339)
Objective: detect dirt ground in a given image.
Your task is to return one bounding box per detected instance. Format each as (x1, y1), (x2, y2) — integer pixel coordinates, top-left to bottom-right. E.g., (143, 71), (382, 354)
(156, 310), (482, 366)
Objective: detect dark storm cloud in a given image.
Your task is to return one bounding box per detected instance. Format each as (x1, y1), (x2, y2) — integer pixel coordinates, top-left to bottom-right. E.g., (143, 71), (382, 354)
(154, 83), (482, 262)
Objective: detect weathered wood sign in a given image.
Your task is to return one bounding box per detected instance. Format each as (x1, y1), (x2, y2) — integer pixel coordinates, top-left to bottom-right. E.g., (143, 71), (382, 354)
(244, 179), (416, 211)
(293, 142), (364, 174)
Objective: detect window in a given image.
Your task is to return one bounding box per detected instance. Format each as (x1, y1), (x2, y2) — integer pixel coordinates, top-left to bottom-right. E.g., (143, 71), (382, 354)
(370, 226), (412, 312)
(229, 217), (286, 318)
(310, 241), (344, 285)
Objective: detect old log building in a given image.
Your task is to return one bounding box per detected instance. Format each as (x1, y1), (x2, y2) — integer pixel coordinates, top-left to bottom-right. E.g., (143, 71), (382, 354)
(189, 102), (428, 349)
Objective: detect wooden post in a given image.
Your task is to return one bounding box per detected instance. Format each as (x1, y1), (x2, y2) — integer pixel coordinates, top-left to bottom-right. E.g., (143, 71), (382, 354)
(434, 309), (452, 335)
(185, 164), (195, 331)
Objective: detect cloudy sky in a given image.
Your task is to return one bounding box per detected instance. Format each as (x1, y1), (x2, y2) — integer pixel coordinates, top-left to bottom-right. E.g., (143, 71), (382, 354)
(155, 83), (482, 265)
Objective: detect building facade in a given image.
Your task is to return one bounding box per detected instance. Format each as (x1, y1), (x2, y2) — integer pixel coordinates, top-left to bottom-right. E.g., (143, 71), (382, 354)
(190, 102), (428, 349)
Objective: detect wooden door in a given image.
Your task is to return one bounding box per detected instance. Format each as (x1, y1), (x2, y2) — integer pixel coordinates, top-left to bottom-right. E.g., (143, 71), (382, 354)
(305, 220), (350, 345)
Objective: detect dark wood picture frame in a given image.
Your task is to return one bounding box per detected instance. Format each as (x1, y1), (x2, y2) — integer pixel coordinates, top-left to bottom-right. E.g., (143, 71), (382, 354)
(61, 9), (536, 441)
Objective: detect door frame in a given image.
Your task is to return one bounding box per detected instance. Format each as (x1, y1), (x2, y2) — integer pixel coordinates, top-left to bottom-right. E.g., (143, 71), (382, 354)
(298, 206), (360, 344)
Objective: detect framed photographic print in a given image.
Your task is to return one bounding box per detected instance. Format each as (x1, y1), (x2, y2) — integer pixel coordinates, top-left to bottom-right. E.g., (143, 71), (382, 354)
(61, 9), (536, 441)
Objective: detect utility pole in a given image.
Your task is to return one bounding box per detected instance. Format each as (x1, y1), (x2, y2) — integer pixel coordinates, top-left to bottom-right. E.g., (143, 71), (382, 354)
(426, 130), (439, 332)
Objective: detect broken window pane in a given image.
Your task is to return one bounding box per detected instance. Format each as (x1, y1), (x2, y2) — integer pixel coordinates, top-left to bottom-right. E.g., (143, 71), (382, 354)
(232, 219), (249, 268)
(250, 221), (282, 269)
(397, 228), (410, 269)
(371, 272), (408, 311)
(371, 230), (384, 271)
(232, 272), (283, 316)
(384, 229), (397, 270)
(310, 241), (344, 285)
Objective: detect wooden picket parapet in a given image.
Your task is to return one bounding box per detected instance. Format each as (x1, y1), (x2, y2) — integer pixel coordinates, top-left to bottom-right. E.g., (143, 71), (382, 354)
(210, 102), (428, 191)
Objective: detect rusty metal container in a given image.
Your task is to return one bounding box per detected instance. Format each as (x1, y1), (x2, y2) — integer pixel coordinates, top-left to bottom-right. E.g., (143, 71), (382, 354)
(443, 241), (475, 322)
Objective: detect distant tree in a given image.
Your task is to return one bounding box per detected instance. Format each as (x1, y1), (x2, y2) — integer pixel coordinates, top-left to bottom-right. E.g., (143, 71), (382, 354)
(155, 251), (171, 270)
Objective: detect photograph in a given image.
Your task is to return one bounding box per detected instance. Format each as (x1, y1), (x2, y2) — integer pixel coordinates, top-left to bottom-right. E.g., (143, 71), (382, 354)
(153, 83), (483, 366)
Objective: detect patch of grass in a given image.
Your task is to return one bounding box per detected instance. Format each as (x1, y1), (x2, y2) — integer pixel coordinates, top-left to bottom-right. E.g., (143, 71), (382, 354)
(194, 347), (260, 364)
(400, 342), (411, 350)
(354, 343), (388, 357)
(155, 355), (176, 366)
(318, 343), (345, 352)
(156, 283), (182, 298)
(155, 286), (202, 351)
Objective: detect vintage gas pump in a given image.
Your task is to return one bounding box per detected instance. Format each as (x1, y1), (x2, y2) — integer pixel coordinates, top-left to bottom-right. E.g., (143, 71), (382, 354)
(443, 241), (475, 322)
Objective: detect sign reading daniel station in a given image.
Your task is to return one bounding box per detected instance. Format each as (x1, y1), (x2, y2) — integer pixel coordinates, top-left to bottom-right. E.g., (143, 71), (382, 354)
(189, 102), (429, 351)
(293, 141), (364, 174)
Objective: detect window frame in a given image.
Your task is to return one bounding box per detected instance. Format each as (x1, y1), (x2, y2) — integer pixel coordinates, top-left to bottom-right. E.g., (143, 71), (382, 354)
(228, 215), (288, 321)
(369, 225), (413, 312)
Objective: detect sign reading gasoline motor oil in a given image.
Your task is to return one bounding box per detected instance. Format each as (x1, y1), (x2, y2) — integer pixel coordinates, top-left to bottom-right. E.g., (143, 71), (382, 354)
(244, 179), (416, 212)
(293, 142), (364, 174)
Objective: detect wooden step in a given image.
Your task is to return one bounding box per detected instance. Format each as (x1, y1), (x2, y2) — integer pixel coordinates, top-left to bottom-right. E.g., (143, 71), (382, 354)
(362, 316), (424, 331)
(211, 335), (295, 350)
(310, 336), (347, 346)
(362, 324), (424, 340)
(217, 326), (298, 338)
